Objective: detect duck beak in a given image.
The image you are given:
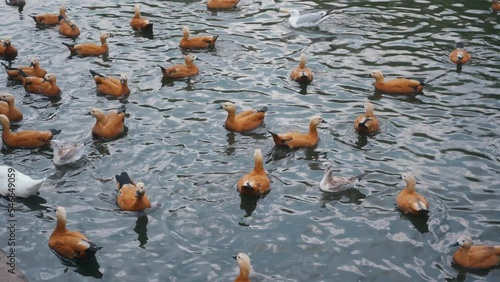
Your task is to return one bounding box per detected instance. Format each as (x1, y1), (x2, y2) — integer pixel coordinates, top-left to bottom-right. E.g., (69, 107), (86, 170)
(215, 105), (223, 110)
(451, 242), (459, 247)
(232, 255), (237, 260)
(42, 78), (47, 82)
(29, 62), (34, 67)
(321, 120), (327, 124)
(135, 190), (140, 198)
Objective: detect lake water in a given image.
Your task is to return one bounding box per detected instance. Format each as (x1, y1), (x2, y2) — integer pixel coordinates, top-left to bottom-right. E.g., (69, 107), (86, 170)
(1, 0), (499, 281)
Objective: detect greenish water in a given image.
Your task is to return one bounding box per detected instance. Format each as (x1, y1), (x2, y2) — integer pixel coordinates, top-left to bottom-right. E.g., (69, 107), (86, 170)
(1, 0), (499, 281)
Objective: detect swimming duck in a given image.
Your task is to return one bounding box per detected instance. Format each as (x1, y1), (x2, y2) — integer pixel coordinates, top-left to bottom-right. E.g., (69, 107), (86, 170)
(237, 149), (270, 195)
(452, 235), (500, 269)
(130, 4), (153, 32)
(90, 70), (130, 97)
(396, 173), (429, 215)
(449, 42), (471, 67)
(290, 54), (313, 84)
(217, 102), (267, 132)
(354, 102), (380, 134)
(233, 253), (251, 282)
(180, 26), (218, 49)
(319, 162), (368, 193)
(115, 172), (151, 211)
(269, 115), (327, 149)
(30, 5), (67, 25)
(0, 166), (45, 197)
(0, 93), (23, 121)
(158, 54), (199, 78)
(0, 114), (53, 148)
(62, 32), (110, 57)
(49, 206), (102, 260)
(0, 36), (18, 59)
(2, 58), (47, 81)
(51, 139), (87, 166)
(58, 19), (80, 38)
(283, 9), (335, 28)
(89, 105), (126, 139)
(207, 0), (240, 9)
(18, 71), (61, 96)
(493, 0), (500, 11)
(370, 70), (424, 94)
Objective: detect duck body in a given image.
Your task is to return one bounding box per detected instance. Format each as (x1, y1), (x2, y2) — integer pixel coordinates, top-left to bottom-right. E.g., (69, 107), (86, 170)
(115, 172), (151, 211)
(354, 102), (380, 134)
(89, 106), (126, 139)
(2, 59), (47, 82)
(0, 114), (53, 148)
(0, 166), (45, 197)
(49, 206), (102, 260)
(396, 173), (429, 216)
(0, 37), (18, 59)
(62, 32), (110, 57)
(493, 0), (500, 11)
(237, 149), (270, 195)
(319, 163), (367, 193)
(269, 116), (326, 149)
(290, 54), (313, 83)
(31, 6), (67, 25)
(90, 70), (130, 97)
(159, 54), (198, 78)
(207, 0), (240, 9)
(180, 26), (218, 49)
(233, 253), (251, 282)
(371, 71), (424, 94)
(218, 102), (266, 132)
(59, 19), (80, 38)
(452, 235), (500, 269)
(19, 72), (61, 96)
(0, 93), (23, 121)
(449, 42), (471, 65)
(130, 4), (153, 32)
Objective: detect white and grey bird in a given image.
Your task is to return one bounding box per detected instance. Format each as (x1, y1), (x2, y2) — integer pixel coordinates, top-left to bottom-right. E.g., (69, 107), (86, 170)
(0, 166), (45, 197)
(51, 139), (88, 166)
(285, 9), (335, 28)
(319, 162), (368, 193)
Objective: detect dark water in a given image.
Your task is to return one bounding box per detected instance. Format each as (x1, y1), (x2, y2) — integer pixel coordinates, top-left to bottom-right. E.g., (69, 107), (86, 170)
(1, 0), (499, 281)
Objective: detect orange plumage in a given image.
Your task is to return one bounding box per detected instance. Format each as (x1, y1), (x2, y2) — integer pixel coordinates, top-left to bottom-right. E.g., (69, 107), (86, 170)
(290, 54), (313, 84)
(180, 26), (218, 49)
(207, 0), (240, 9)
(0, 114), (53, 148)
(354, 102), (380, 134)
(59, 19), (80, 38)
(237, 149), (270, 195)
(449, 42), (471, 65)
(62, 32), (110, 56)
(0, 93), (23, 121)
(370, 70), (424, 94)
(453, 235), (500, 269)
(2, 58), (47, 82)
(89, 106), (126, 139)
(31, 5), (67, 25)
(0, 37), (18, 59)
(158, 54), (199, 78)
(396, 173), (429, 216)
(115, 172), (152, 211)
(233, 253), (251, 282)
(130, 4), (153, 32)
(493, 0), (500, 11)
(269, 116), (326, 149)
(90, 70), (130, 97)
(19, 72), (61, 96)
(218, 102), (267, 132)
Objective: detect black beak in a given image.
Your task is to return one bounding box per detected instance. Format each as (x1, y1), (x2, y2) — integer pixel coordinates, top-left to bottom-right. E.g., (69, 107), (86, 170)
(30, 62), (34, 67)
(135, 190), (140, 198)
(42, 78), (47, 83)
(321, 120), (327, 124)
(232, 255), (237, 260)
(215, 105), (223, 110)
(451, 242), (459, 247)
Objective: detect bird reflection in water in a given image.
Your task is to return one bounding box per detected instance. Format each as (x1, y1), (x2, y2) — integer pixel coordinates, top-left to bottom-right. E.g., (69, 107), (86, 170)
(399, 212), (429, 234)
(134, 215), (149, 248)
(52, 250), (103, 279)
(239, 193), (268, 217)
(319, 188), (366, 205)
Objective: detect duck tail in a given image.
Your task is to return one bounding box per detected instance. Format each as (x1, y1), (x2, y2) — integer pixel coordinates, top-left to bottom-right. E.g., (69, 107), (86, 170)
(158, 64), (167, 73)
(17, 69), (28, 78)
(416, 202), (429, 213)
(241, 181), (254, 191)
(115, 172), (133, 189)
(143, 23), (153, 33)
(359, 117), (370, 128)
(355, 172), (368, 181)
(89, 69), (104, 78)
(49, 129), (62, 135)
(85, 241), (103, 255)
(61, 42), (76, 53)
(268, 130), (291, 145)
(117, 105), (126, 114)
(256, 106), (268, 113)
(211, 35), (219, 46)
(456, 42), (464, 49)
(29, 15), (37, 22)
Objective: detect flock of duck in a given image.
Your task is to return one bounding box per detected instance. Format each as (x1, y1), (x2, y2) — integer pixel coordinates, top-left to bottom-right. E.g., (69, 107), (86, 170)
(1, 1), (500, 280)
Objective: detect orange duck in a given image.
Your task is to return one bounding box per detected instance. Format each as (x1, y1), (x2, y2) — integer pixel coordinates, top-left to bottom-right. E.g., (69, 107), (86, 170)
(2, 58), (47, 81)
(62, 32), (110, 57)
(449, 42), (471, 72)
(269, 116), (327, 149)
(0, 93), (23, 121)
(49, 206), (102, 260)
(90, 70), (130, 97)
(370, 70), (424, 94)
(217, 102), (267, 132)
(493, 0), (500, 11)
(452, 235), (500, 269)
(59, 19), (80, 38)
(237, 149), (270, 195)
(179, 26), (218, 49)
(18, 72), (61, 96)
(290, 54), (313, 84)
(31, 5), (67, 25)
(115, 172), (151, 211)
(354, 102), (380, 134)
(158, 54), (199, 78)
(0, 36), (18, 59)
(207, 0), (240, 9)
(130, 4), (153, 32)
(233, 253), (251, 282)
(396, 173), (429, 216)
(89, 106), (126, 139)
(0, 114), (53, 148)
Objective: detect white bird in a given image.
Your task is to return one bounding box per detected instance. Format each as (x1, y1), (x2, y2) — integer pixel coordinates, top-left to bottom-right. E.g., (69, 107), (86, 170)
(0, 166), (45, 197)
(51, 139), (88, 166)
(319, 162), (367, 193)
(284, 9), (335, 28)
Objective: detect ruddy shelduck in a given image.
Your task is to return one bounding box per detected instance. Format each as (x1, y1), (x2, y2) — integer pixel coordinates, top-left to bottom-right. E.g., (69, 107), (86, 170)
(0, 36), (18, 59)
(233, 253), (251, 282)
(290, 54), (313, 84)
(354, 102), (380, 134)
(452, 235), (500, 269)
(217, 102), (267, 132)
(493, 0), (500, 11)
(269, 116), (327, 149)
(90, 70), (130, 97)
(0, 114), (53, 148)
(115, 172), (151, 211)
(89, 106), (126, 139)
(30, 5), (67, 25)
(0, 93), (23, 121)
(62, 32), (110, 57)
(449, 42), (471, 66)
(18, 71), (61, 96)
(158, 54), (199, 78)
(49, 206), (102, 260)
(180, 26), (218, 49)
(2, 57), (47, 81)
(396, 173), (429, 216)
(370, 70), (424, 94)
(237, 149), (270, 195)
(207, 0), (240, 9)
(130, 4), (153, 32)
(58, 19), (80, 38)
